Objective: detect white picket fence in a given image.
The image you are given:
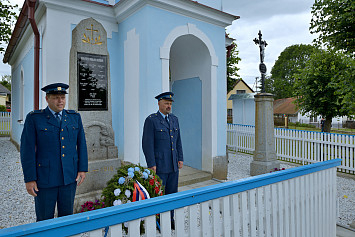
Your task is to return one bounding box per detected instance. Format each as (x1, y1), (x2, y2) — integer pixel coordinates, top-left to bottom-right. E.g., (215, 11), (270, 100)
(0, 112), (11, 136)
(0, 159), (340, 237)
(227, 123), (355, 174)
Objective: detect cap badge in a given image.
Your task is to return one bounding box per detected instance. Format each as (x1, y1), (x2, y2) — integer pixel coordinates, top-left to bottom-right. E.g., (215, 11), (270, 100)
(57, 87), (62, 91)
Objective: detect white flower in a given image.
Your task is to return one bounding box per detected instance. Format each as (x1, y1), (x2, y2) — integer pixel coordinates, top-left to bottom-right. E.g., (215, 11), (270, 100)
(125, 189), (131, 198)
(114, 188), (121, 196)
(113, 199), (122, 206)
(127, 200), (131, 203)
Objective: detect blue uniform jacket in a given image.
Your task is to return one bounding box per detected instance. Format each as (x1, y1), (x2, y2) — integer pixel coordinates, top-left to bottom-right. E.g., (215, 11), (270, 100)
(20, 107), (88, 188)
(142, 112), (183, 173)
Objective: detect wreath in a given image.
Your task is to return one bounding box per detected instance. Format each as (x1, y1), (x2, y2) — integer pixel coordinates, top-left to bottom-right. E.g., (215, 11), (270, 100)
(80, 164), (164, 233)
(102, 164), (164, 207)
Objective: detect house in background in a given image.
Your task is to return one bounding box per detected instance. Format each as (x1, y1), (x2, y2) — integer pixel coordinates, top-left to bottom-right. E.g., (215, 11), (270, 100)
(0, 84), (11, 111)
(227, 79), (254, 122)
(273, 97), (351, 128)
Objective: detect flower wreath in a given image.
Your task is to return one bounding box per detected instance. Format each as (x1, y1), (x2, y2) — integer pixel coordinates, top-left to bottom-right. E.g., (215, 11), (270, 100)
(101, 164), (164, 208)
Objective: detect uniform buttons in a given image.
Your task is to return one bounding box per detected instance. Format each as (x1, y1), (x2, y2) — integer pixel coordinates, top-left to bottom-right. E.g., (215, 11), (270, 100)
(170, 130), (172, 132)
(62, 137), (64, 140)
(171, 136), (173, 138)
(161, 129), (162, 131)
(172, 142), (173, 144)
(62, 154), (65, 157)
(62, 146), (65, 149)
(38, 164), (41, 167)
(172, 148), (174, 151)
(61, 129), (64, 132)
(45, 128), (47, 131)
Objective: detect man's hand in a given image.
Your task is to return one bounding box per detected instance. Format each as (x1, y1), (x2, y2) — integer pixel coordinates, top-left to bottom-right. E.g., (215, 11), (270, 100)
(25, 181), (38, 197)
(76, 172), (86, 186)
(178, 161), (183, 169)
(149, 166), (156, 173)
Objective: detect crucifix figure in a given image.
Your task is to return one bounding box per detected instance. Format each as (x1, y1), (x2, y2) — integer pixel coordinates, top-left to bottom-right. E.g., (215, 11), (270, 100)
(253, 30), (268, 93)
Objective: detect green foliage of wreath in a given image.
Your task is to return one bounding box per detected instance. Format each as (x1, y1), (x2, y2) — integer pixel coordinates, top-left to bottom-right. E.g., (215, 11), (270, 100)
(102, 164), (164, 208)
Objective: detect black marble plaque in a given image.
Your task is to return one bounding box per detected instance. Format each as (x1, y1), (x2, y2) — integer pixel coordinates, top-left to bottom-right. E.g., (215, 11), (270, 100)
(77, 52), (108, 110)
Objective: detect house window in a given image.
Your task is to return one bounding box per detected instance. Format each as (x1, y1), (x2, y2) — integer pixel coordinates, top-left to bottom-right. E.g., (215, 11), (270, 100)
(236, 90), (246, 94)
(310, 115), (317, 123)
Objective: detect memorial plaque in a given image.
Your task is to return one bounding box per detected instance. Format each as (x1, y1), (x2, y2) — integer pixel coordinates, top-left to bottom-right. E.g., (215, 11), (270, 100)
(77, 52), (108, 110)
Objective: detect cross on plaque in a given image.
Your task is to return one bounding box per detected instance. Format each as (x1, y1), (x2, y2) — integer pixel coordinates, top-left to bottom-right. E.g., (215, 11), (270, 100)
(86, 24), (98, 42)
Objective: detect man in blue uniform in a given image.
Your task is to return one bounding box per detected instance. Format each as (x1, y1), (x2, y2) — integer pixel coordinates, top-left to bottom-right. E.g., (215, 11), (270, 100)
(142, 92), (184, 196)
(20, 83), (88, 221)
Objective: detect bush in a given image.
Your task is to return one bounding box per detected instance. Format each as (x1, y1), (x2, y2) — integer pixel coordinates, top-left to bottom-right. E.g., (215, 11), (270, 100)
(0, 105), (7, 112)
(289, 122), (316, 128)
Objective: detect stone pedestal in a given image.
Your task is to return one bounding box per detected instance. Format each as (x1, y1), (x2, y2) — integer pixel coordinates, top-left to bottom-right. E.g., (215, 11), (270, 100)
(250, 93), (280, 176)
(212, 148), (228, 180)
(69, 18), (119, 212)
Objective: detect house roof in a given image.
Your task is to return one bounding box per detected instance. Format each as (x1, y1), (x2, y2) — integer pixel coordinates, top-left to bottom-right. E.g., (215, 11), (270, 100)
(0, 84), (11, 94)
(228, 79), (254, 94)
(273, 97), (299, 115)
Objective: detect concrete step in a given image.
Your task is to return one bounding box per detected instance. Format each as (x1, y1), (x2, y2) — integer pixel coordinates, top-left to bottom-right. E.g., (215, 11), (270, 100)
(178, 166), (213, 187)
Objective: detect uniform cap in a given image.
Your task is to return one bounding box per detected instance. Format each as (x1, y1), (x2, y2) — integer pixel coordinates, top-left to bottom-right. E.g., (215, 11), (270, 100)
(155, 92), (174, 101)
(41, 83), (69, 94)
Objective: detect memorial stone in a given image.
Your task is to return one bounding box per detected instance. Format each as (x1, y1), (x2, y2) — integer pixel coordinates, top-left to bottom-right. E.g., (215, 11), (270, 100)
(69, 18), (119, 211)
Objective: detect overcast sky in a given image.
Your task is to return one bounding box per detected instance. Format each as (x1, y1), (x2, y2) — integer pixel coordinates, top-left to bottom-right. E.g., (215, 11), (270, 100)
(1, 0), (317, 90)
(223, 0), (317, 90)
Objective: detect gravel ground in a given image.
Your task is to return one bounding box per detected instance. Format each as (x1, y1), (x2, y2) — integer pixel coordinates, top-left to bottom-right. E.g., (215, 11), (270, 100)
(0, 137), (354, 230)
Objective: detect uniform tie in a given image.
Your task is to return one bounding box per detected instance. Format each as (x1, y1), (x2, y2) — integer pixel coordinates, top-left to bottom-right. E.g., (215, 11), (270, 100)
(165, 115), (169, 123)
(55, 112), (61, 124)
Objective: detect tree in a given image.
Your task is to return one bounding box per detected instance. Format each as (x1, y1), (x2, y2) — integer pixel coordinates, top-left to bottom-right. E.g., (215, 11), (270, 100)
(0, 0), (18, 54)
(310, 0), (355, 55)
(266, 44), (318, 99)
(227, 41), (241, 93)
(1, 74), (11, 91)
(293, 49), (354, 132)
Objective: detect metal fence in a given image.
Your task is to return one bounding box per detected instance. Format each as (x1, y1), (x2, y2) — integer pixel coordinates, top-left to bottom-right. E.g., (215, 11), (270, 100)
(0, 112), (11, 136)
(0, 159), (340, 237)
(227, 123), (355, 174)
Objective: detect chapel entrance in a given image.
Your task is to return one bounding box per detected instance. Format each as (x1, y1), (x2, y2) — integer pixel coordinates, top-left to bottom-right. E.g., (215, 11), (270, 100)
(169, 35), (211, 170)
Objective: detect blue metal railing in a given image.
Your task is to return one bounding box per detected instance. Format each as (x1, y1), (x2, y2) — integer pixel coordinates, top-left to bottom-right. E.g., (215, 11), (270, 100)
(0, 159), (341, 237)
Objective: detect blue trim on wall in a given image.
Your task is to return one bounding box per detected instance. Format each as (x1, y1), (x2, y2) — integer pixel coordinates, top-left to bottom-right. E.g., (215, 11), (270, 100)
(0, 159), (341, 237)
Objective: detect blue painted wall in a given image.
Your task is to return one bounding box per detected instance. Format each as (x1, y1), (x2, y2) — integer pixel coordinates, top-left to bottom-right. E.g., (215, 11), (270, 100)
(107, 31), (123, 158)
(136, 5), (227, 157)
(172, 77), (202, 170)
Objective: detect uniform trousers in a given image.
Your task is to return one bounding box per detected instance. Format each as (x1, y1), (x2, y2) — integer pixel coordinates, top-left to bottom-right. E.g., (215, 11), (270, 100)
(35, 182), (77, 221)
(156, 170), (179, 195)
(157, 170), (179, 223)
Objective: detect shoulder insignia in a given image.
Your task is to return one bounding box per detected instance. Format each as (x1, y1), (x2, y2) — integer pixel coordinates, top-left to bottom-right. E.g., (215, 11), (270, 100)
(66, 110), (78, 114)
(30, 110), (43, 114)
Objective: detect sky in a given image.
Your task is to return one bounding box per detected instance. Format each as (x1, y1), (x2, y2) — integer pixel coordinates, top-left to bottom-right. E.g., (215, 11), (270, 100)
(1, 0), (318, 91)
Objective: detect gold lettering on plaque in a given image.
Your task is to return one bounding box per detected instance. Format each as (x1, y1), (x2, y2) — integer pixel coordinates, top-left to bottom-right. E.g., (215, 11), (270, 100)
(82, 24), (103, 45)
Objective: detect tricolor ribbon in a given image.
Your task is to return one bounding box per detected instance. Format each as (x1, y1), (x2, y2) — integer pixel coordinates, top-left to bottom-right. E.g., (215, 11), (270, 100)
(132, 180), (150, 202)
